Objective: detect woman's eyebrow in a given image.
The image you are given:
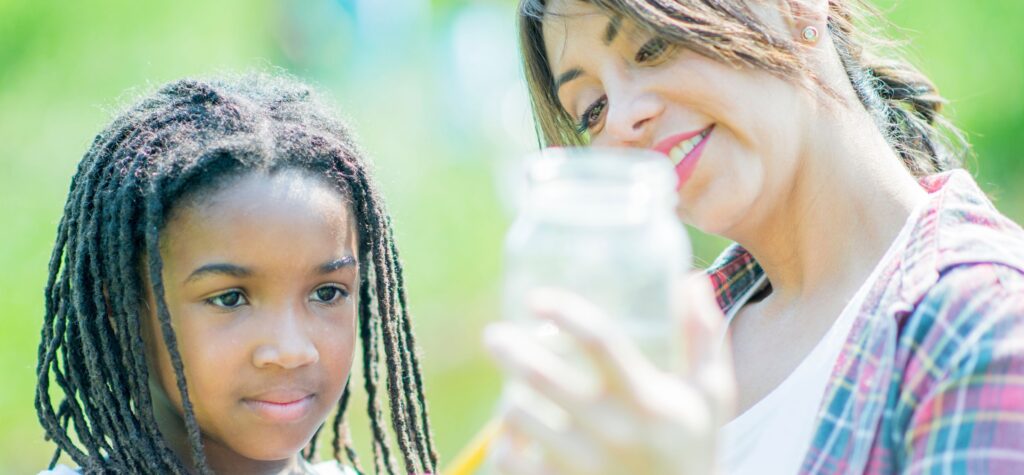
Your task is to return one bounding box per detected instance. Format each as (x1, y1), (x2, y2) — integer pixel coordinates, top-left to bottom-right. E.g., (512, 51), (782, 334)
(604, 14), (622, 45)
(316, 255), (357, 274)
(185, 263), (251, 283)
(554, 14), (623, 95)
(555, 68), (583, 93)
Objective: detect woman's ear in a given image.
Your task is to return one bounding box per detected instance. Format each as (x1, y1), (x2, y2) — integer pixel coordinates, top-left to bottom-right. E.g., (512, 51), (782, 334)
(783, 0), (829, 44)
(749, 0), (828, 44)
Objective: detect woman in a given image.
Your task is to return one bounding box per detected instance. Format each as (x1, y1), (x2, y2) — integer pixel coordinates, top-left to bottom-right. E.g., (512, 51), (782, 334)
(483, 0), (1024, 473)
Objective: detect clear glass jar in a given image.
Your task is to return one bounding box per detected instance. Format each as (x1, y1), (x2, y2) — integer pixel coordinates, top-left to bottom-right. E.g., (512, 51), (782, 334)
(502, 147), (691, 372)
(485, 147), (690, 472)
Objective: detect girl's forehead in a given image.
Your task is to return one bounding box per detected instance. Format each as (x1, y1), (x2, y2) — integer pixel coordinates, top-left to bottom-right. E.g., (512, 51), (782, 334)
(183, 170), (346, 214)
(161, 170), (358, 275)
(168, 170), (357, 241)
(223, 170), (343, 205)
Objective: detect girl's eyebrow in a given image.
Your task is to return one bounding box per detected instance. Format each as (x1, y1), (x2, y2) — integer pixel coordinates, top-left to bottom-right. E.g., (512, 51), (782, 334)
(317, 255), (357, 274)
(182, 256), (356, 284)
(185, 263), (251, 283)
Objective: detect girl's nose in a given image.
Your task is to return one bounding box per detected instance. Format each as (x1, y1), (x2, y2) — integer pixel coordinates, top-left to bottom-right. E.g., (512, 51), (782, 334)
(252, 309), (319, 369)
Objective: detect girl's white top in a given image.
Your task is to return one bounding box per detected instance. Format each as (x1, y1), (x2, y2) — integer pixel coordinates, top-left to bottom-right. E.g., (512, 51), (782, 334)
(717, 203), (919, 475)
(38, 461), (358, 475)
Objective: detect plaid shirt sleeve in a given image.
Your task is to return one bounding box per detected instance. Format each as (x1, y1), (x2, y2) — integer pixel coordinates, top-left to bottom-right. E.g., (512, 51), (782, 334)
(892, 263), (1024, 474)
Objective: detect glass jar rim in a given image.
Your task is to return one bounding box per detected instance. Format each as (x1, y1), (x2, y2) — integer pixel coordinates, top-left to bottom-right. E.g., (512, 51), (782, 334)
(525, 147), (676, 193)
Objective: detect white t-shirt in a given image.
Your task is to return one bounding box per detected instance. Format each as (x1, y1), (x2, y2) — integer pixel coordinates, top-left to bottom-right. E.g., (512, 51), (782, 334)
(717, 278), (863, 475)
(717, 204), (921, 475)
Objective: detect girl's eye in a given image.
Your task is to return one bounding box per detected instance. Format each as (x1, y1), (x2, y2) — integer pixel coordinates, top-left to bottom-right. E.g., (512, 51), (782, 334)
(207, 290), (248, 309)
(311, 285), (349, 304)
(635, 37), (670, 63)
(576, 95), (607, 134)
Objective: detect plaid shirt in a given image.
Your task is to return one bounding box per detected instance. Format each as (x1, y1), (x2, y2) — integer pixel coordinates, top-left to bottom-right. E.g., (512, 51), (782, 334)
(707, 170), (1024, 474)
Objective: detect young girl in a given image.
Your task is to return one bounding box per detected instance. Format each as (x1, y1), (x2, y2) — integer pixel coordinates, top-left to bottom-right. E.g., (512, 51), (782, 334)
(484, 0), (1024, 474)
(35, 74), (437, 474)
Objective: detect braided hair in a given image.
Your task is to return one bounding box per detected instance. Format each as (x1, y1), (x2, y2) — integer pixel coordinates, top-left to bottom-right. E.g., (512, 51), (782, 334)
(35, 73), (438, 474)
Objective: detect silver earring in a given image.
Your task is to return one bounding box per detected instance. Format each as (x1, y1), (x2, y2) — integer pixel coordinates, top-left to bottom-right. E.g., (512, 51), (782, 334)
(801, 25), (820, 43)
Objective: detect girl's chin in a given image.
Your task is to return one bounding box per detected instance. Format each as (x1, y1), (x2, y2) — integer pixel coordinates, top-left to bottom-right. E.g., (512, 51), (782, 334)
(234, 433), (319, 462)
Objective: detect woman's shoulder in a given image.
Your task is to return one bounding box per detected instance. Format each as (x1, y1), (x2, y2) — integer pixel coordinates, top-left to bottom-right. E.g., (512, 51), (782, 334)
(918, 170), (1024, 271)
(891, 263), (1024, 454)
(899, 262), (1024, 379)
(885, 170), (1024, 311)
(916, 262), (1024, 319)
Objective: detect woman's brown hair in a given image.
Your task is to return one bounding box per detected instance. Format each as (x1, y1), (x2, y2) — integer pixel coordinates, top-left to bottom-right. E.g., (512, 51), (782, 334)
(519, 0), (968, 176)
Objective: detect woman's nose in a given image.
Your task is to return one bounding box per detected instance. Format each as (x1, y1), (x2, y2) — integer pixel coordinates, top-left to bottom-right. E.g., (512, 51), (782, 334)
(252, 308), (319, 369)
(597, 90), (663, 148)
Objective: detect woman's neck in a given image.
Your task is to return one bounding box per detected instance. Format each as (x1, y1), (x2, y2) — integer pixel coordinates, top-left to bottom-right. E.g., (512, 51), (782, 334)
(730, 105), (928, 311)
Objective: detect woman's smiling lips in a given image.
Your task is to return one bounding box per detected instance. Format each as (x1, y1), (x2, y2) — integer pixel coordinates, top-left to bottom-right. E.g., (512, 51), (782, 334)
(243, 389), (316, 423)
(652, 124), (715, 188)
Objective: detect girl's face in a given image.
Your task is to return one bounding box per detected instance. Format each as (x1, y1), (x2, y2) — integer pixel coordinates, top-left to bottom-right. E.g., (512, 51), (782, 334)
(143, 170), (359, 469)
(543, 0), (812, 236)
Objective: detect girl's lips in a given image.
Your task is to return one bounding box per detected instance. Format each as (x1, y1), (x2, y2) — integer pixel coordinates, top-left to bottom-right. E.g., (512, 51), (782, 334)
(243, 393), (316, 423)
(652, 125), (715, 189)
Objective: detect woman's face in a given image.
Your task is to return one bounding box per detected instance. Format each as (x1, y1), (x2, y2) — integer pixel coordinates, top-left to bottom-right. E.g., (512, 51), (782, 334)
(543, 0), (813, 235)
(143, 170), (358, 469)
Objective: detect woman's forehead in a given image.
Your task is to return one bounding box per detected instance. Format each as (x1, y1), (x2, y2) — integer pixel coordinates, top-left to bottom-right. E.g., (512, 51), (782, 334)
(541, 1), (620, 66)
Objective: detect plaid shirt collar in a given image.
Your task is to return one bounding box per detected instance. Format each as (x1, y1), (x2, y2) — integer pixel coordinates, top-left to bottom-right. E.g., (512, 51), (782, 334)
(705, 169), (1024, 474)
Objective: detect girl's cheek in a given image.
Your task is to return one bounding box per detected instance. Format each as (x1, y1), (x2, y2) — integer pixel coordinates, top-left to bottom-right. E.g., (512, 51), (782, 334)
(326, 323), (357, 362)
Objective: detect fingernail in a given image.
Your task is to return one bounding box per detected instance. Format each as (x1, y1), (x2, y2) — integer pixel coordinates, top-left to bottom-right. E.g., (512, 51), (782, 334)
(529, 292), (564, 320)
(483, 323), (514, 355)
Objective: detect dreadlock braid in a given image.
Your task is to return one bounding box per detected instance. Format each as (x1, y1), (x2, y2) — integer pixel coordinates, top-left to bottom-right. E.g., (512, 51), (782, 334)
(388, 238), (440, 470)
(359, 262), (400, 475)
(36, 73), (437, 474)
(143, 187), (212, 474)
(378, 222), (433, 470)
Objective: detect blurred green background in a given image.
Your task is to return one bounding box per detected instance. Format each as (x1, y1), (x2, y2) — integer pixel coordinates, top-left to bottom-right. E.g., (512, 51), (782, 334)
(0, 0), (1021, 472)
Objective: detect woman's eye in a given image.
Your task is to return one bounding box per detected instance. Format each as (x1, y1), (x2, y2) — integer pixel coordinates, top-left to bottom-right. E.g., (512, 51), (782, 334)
(207, 290), (247, 309)
(635, 37), (670, 63)
(576, 96), (607, 134)
(311, 285), (349, 304)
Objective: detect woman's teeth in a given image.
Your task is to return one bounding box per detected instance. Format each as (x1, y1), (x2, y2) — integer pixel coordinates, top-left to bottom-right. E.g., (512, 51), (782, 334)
(668, 129), (710, 165)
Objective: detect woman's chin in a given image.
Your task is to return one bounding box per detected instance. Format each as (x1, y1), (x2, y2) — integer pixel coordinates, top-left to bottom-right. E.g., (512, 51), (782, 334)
(677, 206), (741, 239)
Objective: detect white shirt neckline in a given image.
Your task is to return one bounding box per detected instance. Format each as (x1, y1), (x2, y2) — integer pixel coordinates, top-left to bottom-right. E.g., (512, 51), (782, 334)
(717, 200), (925, 475)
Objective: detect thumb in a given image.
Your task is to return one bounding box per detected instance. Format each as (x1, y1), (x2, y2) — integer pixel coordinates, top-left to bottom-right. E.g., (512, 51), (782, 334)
(678, 271), (737, 425)
(674, 271), (728, 375)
